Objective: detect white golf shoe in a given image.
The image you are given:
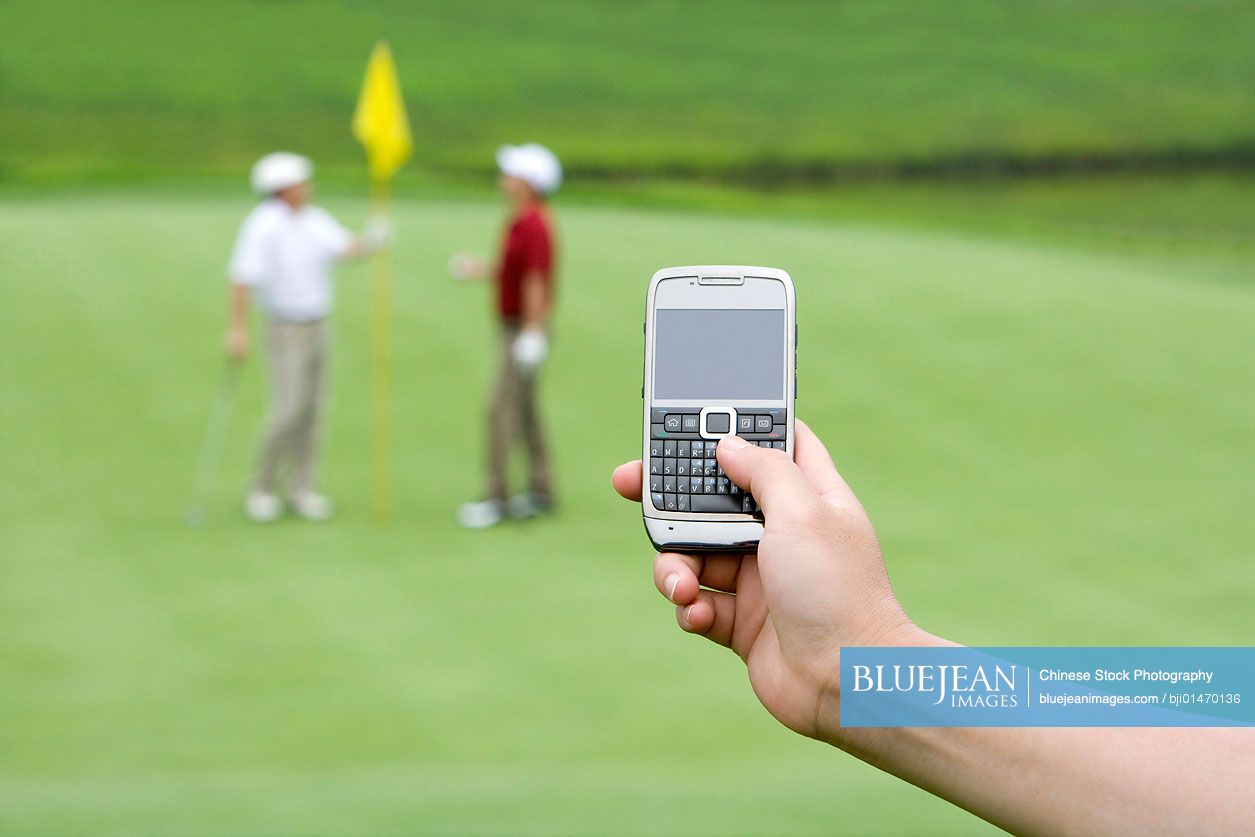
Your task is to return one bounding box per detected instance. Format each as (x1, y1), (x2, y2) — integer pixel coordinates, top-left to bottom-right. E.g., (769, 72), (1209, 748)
(456, 499), (505, 529)
(244, 490), (282, 523)
(507, 492), (555, 520)
(290, 491), (333, 522)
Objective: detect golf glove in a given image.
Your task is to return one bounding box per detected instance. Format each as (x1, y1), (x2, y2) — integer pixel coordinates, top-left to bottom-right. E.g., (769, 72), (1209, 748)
(448, 253), (482, 281)
(359, 216), (393, 254)
(512, 328), (548, 371)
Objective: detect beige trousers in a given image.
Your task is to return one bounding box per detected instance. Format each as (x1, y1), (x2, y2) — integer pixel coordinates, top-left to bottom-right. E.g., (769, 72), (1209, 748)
(254, 319), (327, 495)
(487, 321), (552, 503)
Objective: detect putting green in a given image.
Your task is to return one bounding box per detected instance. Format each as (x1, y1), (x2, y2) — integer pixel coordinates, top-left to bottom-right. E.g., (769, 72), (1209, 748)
(1, 191), (1252, 833)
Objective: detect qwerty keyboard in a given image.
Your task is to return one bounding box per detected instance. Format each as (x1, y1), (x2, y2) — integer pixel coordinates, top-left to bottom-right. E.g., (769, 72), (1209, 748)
(647, 407), (788, 515)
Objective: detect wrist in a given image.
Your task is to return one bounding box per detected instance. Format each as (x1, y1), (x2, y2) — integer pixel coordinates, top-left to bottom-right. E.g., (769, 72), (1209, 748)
(816, 620), (940, 747)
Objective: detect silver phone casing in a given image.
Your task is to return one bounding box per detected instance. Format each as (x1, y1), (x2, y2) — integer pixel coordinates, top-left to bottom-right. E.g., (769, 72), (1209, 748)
(642, 265), (796, 552)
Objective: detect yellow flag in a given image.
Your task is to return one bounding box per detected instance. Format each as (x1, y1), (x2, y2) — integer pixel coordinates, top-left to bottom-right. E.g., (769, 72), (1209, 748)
(352, 41), (413, 183)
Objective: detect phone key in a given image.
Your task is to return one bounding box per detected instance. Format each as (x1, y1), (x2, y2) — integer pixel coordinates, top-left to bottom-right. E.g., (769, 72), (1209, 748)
(662, 476), (676, 492)
(730, 481), (741, 495)
(737, 415), (755, 432)
(763, 408), (788, 423)
(677, 493), (690, 512)
(664, 414), (683, 432)
(758, 440), (773, 448)
(691, 494), (742, 514)
(717, 478), (730, 494)
(651, 492), (665, 509)
(772, 441), (786, 450)
(663, 439), (677, 457)
(676, 473), (689, 492)
(754, 415), (772, 432)
(676, 459), (689, 477)
(663, 457), (676, 475)
(689, 476), (705, 494)
(664, 493), (678, 511)
(677, 440), (690, 458)
(704, 440), (718, 456)
(742, 495), (758, 513)
(649, 440), (664, 457)
(649, 458), (662, 475)
(651, 425), (666, 441)
(704, 459), (718, 477)
(682, 415), (699, 432)
(650, 474), (663, 493)
(650, 408), (669, 423)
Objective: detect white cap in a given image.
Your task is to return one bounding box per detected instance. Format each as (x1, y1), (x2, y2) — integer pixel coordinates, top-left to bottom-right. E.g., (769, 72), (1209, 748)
(250, 152), (313, 196)
(496, 143), (562, 195)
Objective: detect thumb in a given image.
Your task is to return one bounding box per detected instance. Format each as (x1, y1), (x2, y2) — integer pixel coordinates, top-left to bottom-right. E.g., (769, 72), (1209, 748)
(716, 435), (820, 526)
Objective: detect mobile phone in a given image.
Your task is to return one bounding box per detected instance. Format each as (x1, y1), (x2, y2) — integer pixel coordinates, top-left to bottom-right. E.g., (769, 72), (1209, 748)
(641, 265), (796, 552)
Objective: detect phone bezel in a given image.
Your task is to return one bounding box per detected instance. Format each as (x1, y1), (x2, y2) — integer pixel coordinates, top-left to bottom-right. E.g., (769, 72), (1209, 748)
(642, 265), (796, 552)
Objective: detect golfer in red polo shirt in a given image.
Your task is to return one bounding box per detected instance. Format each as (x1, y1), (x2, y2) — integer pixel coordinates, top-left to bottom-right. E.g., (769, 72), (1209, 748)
(453, 143), (561, 529)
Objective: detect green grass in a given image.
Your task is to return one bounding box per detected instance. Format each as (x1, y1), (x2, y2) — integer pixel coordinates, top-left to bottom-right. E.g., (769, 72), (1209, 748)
(1, 179), (1253, 833)
(4, 0), (1254, 184)
(573, 172), (1255, 267)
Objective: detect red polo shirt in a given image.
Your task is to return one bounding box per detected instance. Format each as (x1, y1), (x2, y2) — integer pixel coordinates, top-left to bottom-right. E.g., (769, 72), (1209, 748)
(496, 205), (554, 320)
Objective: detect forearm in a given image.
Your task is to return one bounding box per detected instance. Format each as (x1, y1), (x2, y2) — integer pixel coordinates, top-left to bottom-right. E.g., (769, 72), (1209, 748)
(823, 631), (1255, 834)
(520, 272), (549, 329)
(228, 283), (250, 331)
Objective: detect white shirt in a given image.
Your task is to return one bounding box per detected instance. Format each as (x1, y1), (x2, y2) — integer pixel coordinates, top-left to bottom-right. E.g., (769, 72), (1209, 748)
(228, 199), (353, 321)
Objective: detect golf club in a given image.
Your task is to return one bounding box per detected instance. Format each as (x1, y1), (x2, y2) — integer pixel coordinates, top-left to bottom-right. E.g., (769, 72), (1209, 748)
(184, 359), (243, 527)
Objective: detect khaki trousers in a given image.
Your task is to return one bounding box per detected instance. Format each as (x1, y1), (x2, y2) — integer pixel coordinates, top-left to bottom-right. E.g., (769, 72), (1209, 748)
(487, 321), (552, 502)
(254, 319), (327, 495)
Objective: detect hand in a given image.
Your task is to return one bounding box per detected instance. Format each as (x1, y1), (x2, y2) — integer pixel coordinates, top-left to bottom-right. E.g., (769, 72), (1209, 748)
(512, 327), (548, 371)
(359, 215), (393, 254)
(448, 253), (486, 281)
(224, 326), (248, 361)
(611, 420), (917, 743)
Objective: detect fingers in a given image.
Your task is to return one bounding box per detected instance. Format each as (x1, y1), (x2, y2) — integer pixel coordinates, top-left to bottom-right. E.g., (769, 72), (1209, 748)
(654, 554), (760, 659)
(676, 589), (737, 649)
(612, 460), (642, 502)
(654, 552), (701, 604)
(793, 419), (862, 511)
(716, 434), (819, 525)
(654, 552), (742, 605)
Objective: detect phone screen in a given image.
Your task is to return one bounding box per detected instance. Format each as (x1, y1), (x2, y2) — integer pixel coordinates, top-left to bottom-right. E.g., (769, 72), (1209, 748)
(653, 308), (786, 400)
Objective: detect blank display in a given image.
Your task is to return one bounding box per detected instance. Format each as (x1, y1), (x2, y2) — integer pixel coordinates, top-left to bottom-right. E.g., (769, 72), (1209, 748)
(653, 309), (785, 400)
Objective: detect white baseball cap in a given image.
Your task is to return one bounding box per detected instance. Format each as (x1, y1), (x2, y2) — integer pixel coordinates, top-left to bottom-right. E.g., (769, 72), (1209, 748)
(496, 143), (562, 195)
(251, 152), (313, 196)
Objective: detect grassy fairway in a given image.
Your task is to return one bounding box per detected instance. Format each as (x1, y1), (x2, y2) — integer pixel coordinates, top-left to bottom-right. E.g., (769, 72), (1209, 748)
(2, 186), (1254, 834)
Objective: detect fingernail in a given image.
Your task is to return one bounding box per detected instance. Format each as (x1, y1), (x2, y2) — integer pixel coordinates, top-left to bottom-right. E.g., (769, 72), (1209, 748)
(719, 434), (749, 451)
(680, 605), (693, 627)
(664, 573), (680, 601)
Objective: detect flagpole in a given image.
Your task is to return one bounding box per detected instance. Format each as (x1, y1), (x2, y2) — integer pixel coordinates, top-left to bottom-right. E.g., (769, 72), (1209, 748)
(353, 39), (409, 524)
(369, 177), (393, 523)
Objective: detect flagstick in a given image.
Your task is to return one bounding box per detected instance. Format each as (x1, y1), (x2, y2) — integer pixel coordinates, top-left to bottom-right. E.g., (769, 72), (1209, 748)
(369, 178), (393, 522)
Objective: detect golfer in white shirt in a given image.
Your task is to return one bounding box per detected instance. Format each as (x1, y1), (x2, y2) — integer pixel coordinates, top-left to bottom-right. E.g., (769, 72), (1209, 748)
(226, 152), (390, 522)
